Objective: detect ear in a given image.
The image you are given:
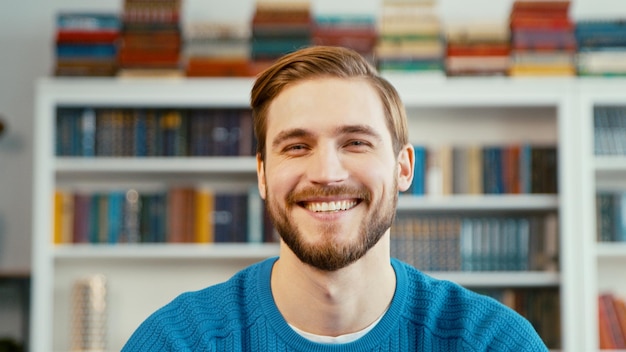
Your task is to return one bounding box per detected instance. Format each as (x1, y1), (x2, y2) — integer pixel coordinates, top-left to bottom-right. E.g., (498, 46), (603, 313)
(397, 144), (415, 192)
(256, 153), (267, 200)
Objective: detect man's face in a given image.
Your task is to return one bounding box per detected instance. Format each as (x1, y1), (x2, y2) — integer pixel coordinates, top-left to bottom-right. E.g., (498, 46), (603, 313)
(257, 77), (412, 271)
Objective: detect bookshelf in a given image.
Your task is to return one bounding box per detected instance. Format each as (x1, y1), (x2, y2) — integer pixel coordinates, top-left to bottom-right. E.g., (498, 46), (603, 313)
(579, 79), (626, 352)
(32, 76), (581, 351)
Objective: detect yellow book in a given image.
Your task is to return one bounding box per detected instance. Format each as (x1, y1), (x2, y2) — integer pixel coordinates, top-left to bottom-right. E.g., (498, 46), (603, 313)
(53, 190), (74, 244)
(508, 65), (576, 77)
(194, 187), (215, 243)
(53, 191), (64, 244)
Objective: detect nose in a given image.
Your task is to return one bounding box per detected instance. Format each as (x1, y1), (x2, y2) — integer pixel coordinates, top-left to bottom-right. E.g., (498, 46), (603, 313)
(307, 143), (348, 185)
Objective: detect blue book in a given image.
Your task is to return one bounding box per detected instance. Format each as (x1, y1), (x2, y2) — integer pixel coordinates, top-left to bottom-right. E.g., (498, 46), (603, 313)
(314, 14), (376, 27)
(107, 191), (125, 244)
(213, 194), (234, 243)
(483, 147), (504, 194)
(56, 44), (117, 59)
(56, 12), (121, 31)
(88, 194), (100, 244)
(81, 108), (96, 157)
(616, 192), (626, 242)
(56, 108), (79, 156)
(134, 110), (147, 157)
(413, 145), (427, 195)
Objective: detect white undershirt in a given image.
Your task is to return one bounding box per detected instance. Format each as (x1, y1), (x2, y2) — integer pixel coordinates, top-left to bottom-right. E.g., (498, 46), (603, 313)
(288, 310), (386, 344)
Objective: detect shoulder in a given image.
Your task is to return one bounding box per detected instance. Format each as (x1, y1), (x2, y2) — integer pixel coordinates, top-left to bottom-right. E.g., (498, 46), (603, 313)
(392, 259), (548, 351)
(122, 258), (275, 351)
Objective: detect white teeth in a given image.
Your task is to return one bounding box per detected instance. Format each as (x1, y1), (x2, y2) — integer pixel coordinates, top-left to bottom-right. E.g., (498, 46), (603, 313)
(306, 200), (357, 212)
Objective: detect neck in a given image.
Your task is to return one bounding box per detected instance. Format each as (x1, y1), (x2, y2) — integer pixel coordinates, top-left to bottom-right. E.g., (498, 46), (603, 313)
(271, 233), (396, 336)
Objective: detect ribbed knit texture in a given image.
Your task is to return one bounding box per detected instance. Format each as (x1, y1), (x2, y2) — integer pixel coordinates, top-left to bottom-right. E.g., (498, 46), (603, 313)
(122, 258), (549, 351)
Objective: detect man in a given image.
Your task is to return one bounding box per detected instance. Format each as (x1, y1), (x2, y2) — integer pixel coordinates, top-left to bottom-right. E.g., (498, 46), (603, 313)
(122, 46), (548, 351)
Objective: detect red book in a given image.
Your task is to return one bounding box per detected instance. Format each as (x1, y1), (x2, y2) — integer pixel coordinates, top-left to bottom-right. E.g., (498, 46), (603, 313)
(512, 0), (571, 13)
(599, 294), (626, 348)
(56, 30), (119, 43)
(510, 16), (574, 30)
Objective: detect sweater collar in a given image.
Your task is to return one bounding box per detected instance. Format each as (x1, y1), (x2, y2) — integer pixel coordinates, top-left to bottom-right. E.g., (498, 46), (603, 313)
(256, 257), (408, 351)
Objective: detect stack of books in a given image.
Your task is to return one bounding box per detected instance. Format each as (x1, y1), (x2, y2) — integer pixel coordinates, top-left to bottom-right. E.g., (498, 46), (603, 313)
(312, 14), (377, 64)
(118, 0), (183, 77)
(444, 21), (510, 76)
(250, 1), (313, 75)
(184, 22), (251, 77)
(375, 0), (444, 76)
(508, 0), (576, 77)
(576, 19), (626, 76)
(54, 12), (120, 77)
(598, 292), (626, 349)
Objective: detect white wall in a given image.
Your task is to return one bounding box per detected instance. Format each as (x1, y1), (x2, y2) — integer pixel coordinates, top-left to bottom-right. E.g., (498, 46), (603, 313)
(1, 0), (626, 345)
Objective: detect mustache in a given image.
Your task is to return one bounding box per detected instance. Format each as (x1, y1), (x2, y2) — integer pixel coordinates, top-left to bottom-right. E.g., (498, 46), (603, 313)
(286, 185), (371, 204)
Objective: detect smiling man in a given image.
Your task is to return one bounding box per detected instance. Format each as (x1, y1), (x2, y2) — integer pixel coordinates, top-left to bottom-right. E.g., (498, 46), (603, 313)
(122, 46), (549, 351)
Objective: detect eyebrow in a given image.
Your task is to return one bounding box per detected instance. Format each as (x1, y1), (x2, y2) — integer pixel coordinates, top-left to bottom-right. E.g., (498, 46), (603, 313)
(271, 124), (383, 149)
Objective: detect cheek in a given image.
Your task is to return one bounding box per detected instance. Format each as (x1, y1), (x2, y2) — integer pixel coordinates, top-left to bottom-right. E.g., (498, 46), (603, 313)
(263, 163), (298, 194)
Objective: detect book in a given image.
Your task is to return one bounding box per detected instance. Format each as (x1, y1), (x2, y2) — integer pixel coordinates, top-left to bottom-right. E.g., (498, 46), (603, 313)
(194, 186), (215, 243)
(599, 293), (626, 348)
(56, 12), (120, 31)
(72, 192), (91, 243)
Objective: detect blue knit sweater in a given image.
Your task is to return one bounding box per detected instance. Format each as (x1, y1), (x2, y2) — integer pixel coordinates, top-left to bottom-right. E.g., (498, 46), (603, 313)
(122, 257), (548, 351)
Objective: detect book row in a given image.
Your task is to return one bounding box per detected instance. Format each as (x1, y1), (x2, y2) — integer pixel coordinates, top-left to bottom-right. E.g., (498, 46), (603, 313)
(408, 144), (558, 196)
(476, 287), (561, 349)
(598, 292), (626, 349)
(55, 107), (255, 157)
(594, 106), (626, 156)
(390, 213), (559, 272)
(53, 187), (276, 245)
(596, 191), (626, 242)
(52, 1), (626, 78)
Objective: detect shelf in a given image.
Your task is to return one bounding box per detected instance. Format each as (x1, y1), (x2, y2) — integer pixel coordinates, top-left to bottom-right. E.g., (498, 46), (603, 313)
(427, 271), (560, 287)
(51, 244), (559, 287)
(55, 157), (257, 174)
(383, 74), (574, 107)
(54, 157), (259, 184)
(397, 194), (559, 211)
(596, 242), (626, 258)
(595, 156), (626, 173)
(38, 77), (254, 107)
(53, 243), (279, 260)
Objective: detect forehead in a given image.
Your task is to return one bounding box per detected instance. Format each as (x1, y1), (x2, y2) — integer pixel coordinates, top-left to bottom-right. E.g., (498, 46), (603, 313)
(266, 77), (386, 134)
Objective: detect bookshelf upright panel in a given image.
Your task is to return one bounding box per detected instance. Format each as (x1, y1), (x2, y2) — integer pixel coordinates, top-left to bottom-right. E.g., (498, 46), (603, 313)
(579, 79), (626, 352)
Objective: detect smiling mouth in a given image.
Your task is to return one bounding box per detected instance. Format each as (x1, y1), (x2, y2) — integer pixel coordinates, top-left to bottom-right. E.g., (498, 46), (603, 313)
(302, 200), (359, 213)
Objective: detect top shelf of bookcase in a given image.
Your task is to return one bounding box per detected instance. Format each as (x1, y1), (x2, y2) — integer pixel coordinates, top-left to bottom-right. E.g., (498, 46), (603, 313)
(37, 76), (576, 109)
(37, 77), (255, 107)
(595, 157), (626, 172)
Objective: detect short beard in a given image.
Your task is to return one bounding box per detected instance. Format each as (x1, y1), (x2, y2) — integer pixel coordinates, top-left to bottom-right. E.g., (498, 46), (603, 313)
(266, 182), (398, 272)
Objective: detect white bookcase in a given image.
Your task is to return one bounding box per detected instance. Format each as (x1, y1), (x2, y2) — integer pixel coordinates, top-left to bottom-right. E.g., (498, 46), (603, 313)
(32, 76), (583, 351)
(579, 79), (626, 352)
